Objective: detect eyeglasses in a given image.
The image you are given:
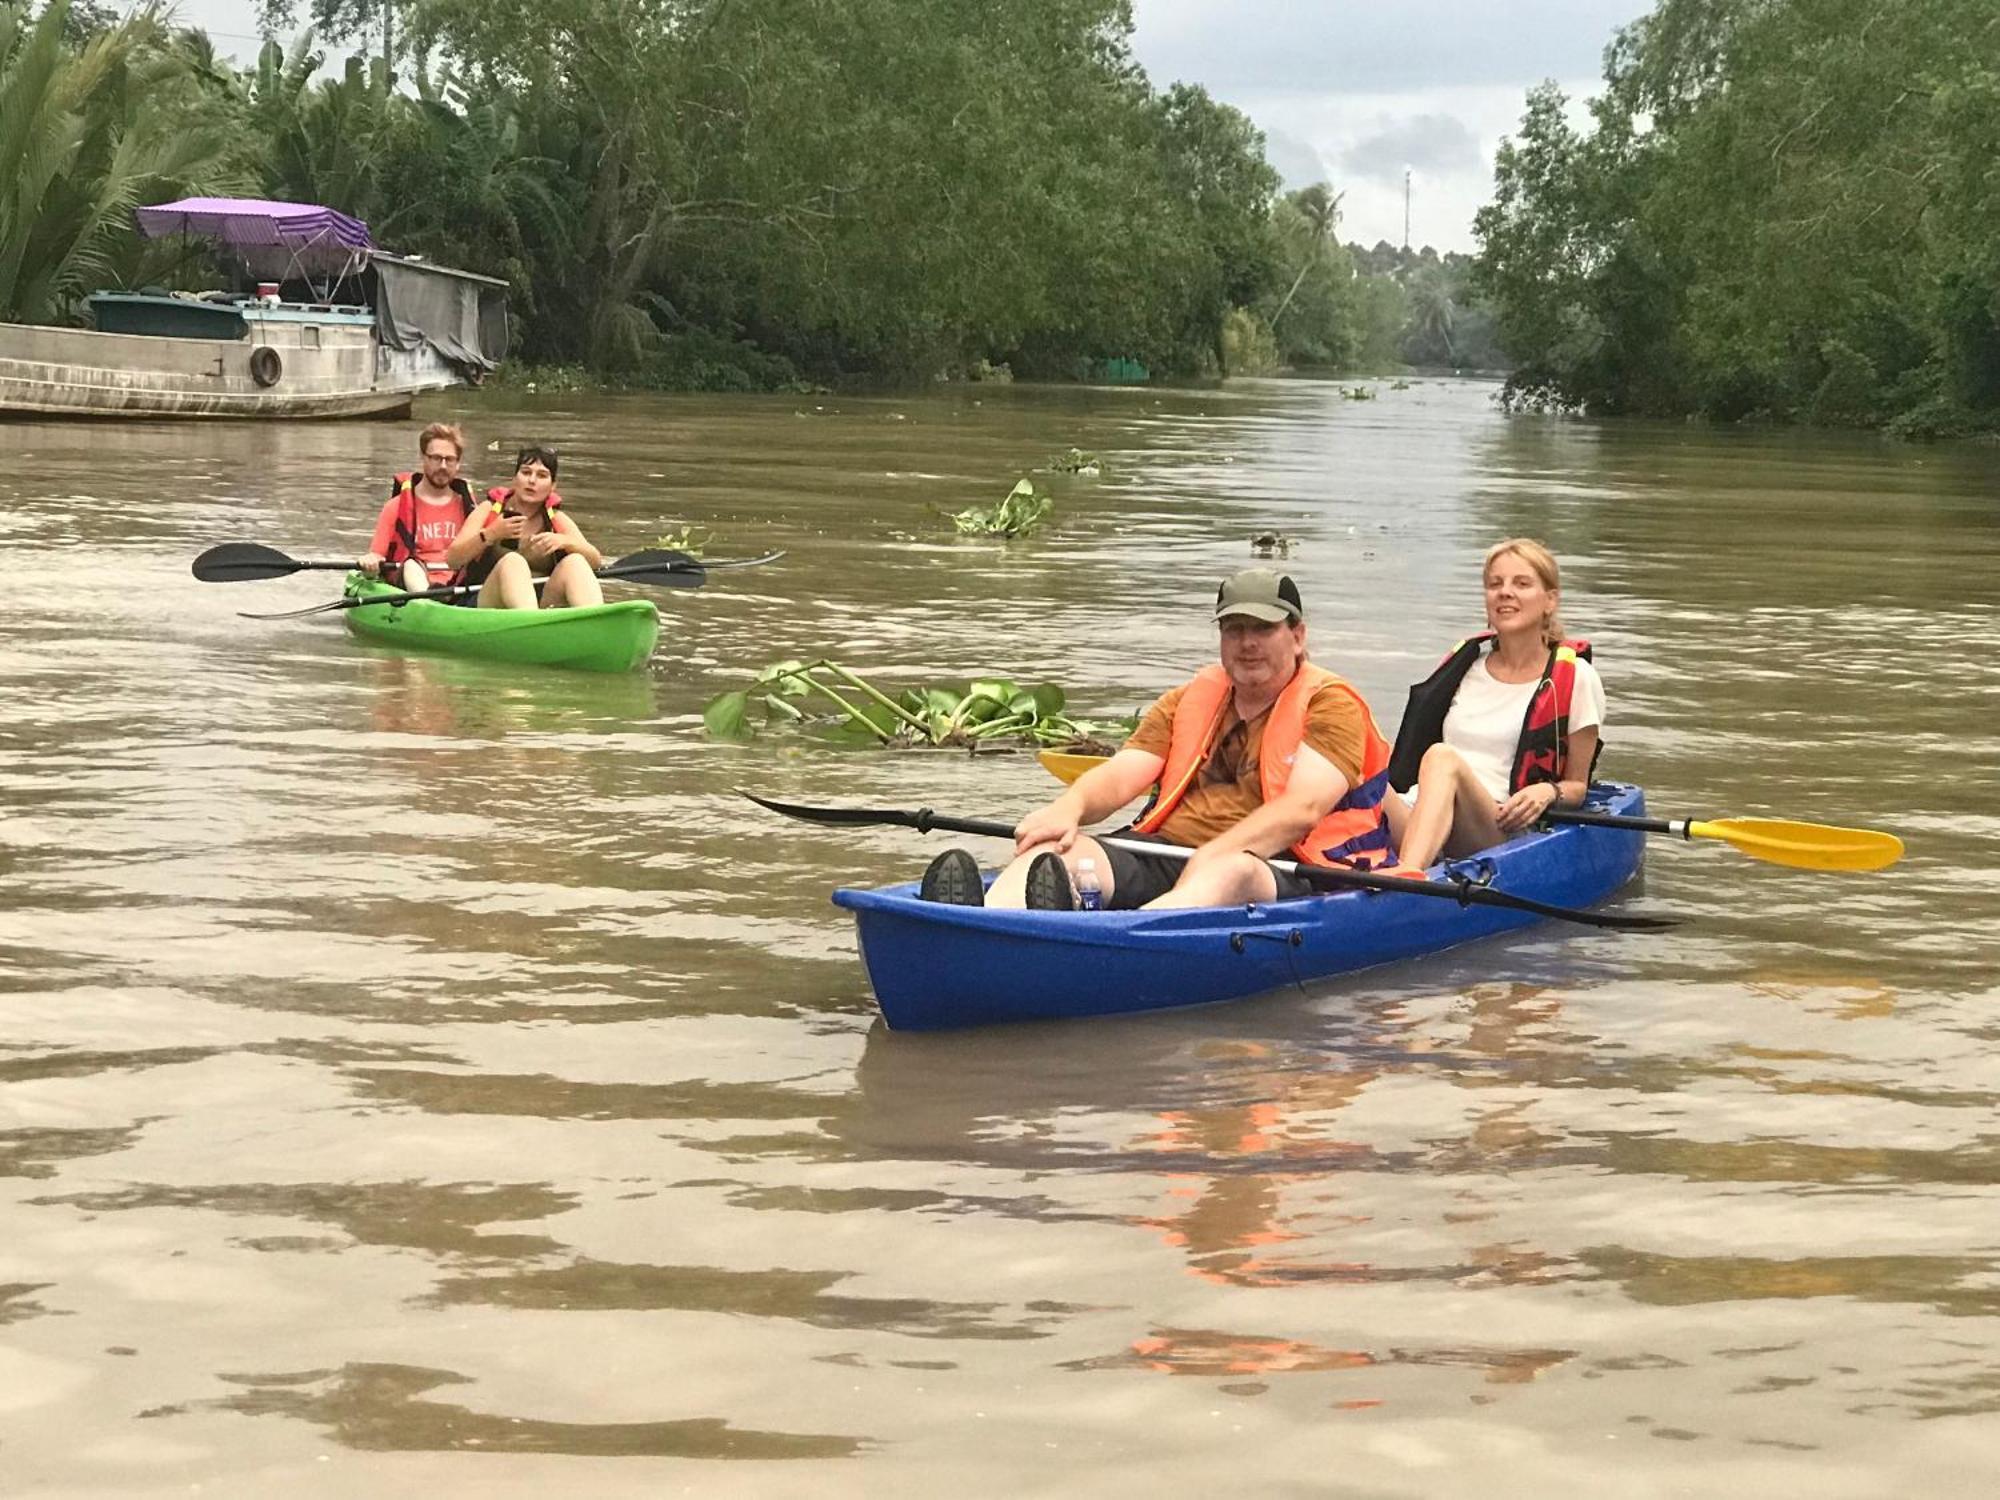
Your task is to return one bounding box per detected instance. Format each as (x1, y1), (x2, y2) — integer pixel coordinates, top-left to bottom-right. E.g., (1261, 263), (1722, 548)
(423, 451), (461, 464)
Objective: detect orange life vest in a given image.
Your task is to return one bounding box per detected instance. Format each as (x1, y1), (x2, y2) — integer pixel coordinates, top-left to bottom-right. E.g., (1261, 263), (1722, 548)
(1132, 664), (1394, 868)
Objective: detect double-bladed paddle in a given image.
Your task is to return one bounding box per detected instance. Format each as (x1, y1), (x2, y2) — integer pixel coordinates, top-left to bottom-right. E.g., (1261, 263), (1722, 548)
(1543, 808), (1903, 872)
(227, 548), (785, 620)
(739, 790), (1676, 931)
(1036, 750), (1902, 873)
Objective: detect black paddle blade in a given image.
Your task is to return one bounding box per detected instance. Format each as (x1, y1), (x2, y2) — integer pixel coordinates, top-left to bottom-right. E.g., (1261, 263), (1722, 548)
(193, 542), (304, 582)
(599, 548), (706, 590)
(598, 548), (783, 590)
(740, 790), (921, 829)
(1411, 881), (1678, 932)
(703, 549), (786, 571)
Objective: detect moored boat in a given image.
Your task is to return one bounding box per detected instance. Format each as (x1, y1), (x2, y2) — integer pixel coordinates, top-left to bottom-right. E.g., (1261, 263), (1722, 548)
(342, 574), (660, 674)
(0, 198), (505, 419)
(831, 783), (1648, 1030)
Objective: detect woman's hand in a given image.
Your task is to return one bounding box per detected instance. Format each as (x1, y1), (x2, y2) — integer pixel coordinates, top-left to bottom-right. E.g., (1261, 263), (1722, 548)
(488, 512), (528, 547)
(524, 530), (567, 563)
(1495, 781), (1560, 833)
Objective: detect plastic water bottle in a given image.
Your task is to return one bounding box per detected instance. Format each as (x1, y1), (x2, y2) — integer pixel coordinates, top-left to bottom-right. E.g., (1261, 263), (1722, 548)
(1075, 858), (1103, 911)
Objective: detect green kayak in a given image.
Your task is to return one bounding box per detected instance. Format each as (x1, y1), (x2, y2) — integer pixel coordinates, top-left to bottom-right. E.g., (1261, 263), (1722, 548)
(341, 573), (660, 673)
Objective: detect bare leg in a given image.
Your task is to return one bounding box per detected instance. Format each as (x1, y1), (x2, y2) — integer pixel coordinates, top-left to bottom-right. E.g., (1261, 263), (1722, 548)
(985, 835), (1116, 909)
(1397, 743), (1507, 869)
(478, 551), (538, 610)
(1142, 851), (1278, 909)
(542, 552), (604, 609)
(398, 559), (430, 592)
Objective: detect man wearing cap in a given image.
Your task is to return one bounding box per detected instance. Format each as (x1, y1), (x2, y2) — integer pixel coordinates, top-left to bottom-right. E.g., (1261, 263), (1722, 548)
(921, 568), (1393, 911)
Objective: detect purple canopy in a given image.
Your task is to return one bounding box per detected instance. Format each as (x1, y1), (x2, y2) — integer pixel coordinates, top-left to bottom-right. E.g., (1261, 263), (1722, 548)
(135, 198), (374, 277)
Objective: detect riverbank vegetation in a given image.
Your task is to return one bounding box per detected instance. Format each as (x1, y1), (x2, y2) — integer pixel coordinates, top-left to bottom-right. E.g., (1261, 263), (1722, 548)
(5, 0), (1496, 390)
(1476, 0), (2000, 436)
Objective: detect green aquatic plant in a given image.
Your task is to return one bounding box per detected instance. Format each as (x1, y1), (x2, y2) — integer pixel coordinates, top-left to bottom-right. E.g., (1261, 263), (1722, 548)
(704, 659), (1132, 749)
(947, 479), (1053, 537)
(1046, 447), (1102, 474)
(1340, 384), (1377, 401)
(650, 524), (708, 557)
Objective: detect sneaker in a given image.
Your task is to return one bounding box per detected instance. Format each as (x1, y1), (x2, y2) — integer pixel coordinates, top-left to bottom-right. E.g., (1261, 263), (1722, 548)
(1024, 850), (1075, 911)
(919, 848), (984, 905)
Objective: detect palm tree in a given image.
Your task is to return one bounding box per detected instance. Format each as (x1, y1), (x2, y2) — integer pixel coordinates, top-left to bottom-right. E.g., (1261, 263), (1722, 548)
(0, 0), (237, 324)
(1270, 182), (1342, 327)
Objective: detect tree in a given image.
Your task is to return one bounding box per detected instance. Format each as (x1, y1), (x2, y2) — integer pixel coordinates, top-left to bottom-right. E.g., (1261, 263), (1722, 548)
(1269, 182), (1341, 327)
(1475, 0), (2000, 431)
(0, 0), (239, 324)
(257, 0), (399, 79)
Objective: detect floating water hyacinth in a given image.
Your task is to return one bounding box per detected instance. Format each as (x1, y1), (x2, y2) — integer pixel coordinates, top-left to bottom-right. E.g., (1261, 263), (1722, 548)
(704, 658), (1131, 750)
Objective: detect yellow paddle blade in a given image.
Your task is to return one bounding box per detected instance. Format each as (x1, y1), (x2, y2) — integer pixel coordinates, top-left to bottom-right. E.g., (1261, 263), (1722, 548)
(1686, 818), (1904, 872)
(1038, 749), (1107, 785)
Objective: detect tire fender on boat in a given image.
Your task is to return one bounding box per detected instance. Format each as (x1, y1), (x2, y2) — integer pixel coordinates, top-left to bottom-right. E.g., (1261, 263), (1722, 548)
(249, 346), (282, 386)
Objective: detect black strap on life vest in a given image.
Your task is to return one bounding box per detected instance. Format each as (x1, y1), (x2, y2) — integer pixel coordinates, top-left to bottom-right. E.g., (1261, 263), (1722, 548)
(1385, 633), (1597, 793)
(384, 472), (474, 573)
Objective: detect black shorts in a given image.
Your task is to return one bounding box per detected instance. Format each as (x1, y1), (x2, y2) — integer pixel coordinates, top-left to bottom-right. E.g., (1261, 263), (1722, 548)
(1094, 827), (1317, 908)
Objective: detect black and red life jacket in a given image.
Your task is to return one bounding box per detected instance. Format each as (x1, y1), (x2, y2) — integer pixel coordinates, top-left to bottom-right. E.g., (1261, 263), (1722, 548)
(1385, 632), (1598, 794)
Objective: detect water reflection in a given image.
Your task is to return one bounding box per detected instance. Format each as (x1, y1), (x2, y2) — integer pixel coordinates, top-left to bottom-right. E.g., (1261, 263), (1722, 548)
(190, 1363), (866, 1458)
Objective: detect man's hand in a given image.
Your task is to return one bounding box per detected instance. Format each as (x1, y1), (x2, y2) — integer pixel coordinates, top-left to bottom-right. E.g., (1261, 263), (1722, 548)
(1014, 798), (1083, 856)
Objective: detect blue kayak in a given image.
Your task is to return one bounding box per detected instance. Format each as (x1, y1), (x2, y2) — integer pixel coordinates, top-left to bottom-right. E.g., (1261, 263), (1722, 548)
(831, 783), (1649, 1030)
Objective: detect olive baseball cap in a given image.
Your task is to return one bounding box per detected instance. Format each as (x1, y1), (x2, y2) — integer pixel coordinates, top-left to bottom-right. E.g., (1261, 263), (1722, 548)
(1214, 568), (1304, 623)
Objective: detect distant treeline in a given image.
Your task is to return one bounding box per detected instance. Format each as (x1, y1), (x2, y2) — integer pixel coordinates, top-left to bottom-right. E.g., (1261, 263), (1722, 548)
(1475, 0), (2000, 437)
(5, 0), (1500, 390)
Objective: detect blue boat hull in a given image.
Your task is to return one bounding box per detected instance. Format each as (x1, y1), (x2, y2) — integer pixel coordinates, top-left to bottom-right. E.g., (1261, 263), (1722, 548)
(831, 784), (1648, 1030)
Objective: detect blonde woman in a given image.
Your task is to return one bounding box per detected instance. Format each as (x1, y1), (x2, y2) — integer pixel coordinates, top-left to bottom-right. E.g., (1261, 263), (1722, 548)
(1382, 539), (1606, 869)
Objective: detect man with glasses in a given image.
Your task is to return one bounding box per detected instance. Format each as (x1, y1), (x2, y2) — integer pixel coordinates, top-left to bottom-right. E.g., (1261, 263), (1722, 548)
(359, 422), (478, 592)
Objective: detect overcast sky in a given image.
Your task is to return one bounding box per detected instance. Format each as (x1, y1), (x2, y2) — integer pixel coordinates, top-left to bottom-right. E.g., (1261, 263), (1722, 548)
(171, 0), (1652, 252)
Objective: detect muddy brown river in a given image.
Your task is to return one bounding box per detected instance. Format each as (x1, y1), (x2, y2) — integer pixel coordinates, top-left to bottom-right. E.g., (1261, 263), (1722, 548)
(3, 378), (1997, 1496)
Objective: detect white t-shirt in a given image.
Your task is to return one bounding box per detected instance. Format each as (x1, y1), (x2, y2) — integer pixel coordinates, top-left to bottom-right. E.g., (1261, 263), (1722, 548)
(1407, 654), (1607, 803)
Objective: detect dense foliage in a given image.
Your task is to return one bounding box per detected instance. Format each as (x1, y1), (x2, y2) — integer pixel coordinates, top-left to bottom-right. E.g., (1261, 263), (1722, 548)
(1475, 0), (2000, 435)
(6, 0), (1497, 388)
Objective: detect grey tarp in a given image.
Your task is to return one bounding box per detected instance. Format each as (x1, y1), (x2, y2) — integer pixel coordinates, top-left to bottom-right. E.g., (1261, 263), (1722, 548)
(372, 255), (510, 374)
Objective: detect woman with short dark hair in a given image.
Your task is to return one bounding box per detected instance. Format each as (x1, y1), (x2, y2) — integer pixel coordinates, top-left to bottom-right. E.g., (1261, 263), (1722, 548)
(446, 444), (606, 610)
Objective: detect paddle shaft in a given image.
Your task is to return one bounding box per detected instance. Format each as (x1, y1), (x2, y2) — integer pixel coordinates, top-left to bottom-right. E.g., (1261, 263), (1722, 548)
(739, 793), (1674, 930)
(1545, 808), (1691, 838)
(902, 810), (1602, 910)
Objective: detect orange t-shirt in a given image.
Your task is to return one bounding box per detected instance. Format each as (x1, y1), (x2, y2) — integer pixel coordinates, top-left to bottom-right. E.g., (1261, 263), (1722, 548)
(1124, 676), (1369, 848)
(367, 489), (470, 578)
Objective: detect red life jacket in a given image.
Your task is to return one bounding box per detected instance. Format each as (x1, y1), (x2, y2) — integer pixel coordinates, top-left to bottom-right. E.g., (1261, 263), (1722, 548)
(1132, 663), (1395, 869)
(1384, 632), (1597, 794)
(482, 485), (564, 532)
(383, 471), (474, 576)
